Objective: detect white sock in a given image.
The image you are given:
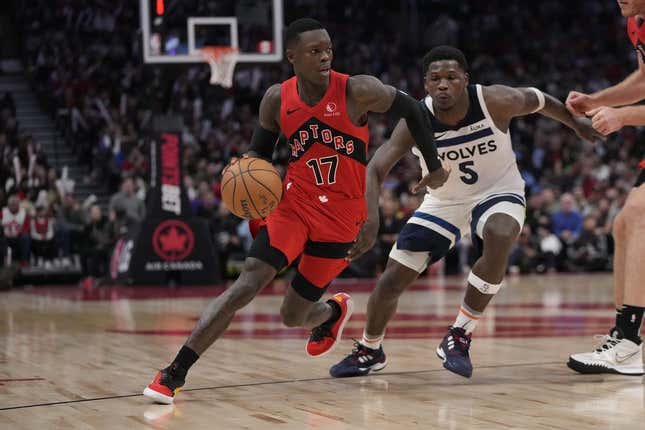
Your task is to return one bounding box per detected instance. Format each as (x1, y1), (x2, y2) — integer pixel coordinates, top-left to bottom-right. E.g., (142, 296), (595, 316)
(359, 330), (384, 349)
(453, 302), (483, 334)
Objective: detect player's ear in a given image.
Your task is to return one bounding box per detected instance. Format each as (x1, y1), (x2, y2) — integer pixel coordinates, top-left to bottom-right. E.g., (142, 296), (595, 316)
(286, 48), (296, 64)
(423, 74), (430, 93)
(463, 72), (470, 85)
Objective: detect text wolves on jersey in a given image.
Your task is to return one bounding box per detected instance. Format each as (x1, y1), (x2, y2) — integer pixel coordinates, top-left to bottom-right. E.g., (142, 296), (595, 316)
(437, 140), (498, 162)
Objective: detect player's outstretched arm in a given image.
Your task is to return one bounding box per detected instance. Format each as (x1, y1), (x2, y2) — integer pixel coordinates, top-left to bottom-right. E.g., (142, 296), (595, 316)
(346, 119), (420, 261)
(586, 104), (645, 135)
(567, 58), (645, 115)
(348, 74), (449, 191)
(247, 84), (281, 161)
(484, 85), (603, 143)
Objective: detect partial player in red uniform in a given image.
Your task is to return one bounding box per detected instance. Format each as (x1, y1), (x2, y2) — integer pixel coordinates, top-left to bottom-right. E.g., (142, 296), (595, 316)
(566, 0), (645, 375)
(144, 18), (449, 404)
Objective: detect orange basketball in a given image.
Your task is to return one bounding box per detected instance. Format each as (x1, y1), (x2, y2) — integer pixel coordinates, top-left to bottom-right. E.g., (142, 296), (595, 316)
(220, 157), (283, 219)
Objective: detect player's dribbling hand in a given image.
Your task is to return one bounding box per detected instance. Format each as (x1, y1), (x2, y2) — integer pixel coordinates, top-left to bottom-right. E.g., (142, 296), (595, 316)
(412, 161), (451, 193)
(586, 106), (624, 136)
(573, 117), (606, 143)
(566, 91), (594, 117)
(346, 219), (379, 261)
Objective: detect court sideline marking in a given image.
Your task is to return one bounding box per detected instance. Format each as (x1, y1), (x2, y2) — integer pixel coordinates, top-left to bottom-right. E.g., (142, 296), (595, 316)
(0, 360), (564, 411)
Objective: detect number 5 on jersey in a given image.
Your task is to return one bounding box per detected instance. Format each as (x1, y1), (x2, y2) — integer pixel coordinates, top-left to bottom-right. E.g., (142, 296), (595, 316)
(459, 161), (478, 185)
(306, 155), (338, 185)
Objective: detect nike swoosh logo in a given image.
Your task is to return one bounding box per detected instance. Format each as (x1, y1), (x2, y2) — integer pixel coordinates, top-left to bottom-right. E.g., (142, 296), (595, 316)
(435, 132), (448, 138)
(286, 108), (301, 115)
(616, 350), (639, 363)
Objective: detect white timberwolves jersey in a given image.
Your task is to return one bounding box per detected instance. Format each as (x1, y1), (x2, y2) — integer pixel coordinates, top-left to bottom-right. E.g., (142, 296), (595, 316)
(412, 84), (525, 202)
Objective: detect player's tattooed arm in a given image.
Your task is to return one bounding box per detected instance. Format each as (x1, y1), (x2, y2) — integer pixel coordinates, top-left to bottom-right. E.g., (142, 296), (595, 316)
(347, 75), (442, 170)
(348, 75), (449, 191)
(484, 85), (603, 143)
(248, 84), (281, 160)
(346, 119), (417, 261)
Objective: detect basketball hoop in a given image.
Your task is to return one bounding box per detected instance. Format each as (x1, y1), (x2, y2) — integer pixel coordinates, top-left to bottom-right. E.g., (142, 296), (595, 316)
(201, 46), (239, 88)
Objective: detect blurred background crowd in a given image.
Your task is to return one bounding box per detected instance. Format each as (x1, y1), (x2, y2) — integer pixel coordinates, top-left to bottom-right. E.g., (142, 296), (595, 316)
(1, 0), (642, 282)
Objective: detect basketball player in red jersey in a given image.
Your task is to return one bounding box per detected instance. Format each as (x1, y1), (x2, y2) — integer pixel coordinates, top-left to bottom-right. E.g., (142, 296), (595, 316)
(566, 0), (645, 375)
(143, 18), (449, 404)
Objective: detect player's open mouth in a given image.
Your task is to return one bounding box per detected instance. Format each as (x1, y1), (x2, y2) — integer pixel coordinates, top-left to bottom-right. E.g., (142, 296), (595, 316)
(320, 67), (330, 75)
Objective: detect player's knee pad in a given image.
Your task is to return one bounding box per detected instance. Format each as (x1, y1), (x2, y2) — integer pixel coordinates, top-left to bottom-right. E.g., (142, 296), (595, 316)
(468, 271), (503, 295)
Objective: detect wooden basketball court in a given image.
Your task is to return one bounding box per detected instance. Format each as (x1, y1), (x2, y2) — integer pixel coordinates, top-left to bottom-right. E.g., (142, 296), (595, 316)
(1, 274), (643, 429)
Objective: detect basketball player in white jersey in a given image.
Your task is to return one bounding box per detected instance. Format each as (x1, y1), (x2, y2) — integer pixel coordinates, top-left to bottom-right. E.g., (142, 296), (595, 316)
(329, 46), (601, 378)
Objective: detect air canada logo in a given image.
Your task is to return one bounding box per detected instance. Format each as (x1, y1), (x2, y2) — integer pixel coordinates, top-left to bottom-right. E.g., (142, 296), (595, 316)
(324, 102), (340, 117)
(152, 219), (195, 261)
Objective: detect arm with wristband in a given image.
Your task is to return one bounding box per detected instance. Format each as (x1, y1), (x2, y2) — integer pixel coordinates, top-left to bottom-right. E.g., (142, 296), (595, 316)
(247, 84), (281, 161)
(483, 85), (603, 143)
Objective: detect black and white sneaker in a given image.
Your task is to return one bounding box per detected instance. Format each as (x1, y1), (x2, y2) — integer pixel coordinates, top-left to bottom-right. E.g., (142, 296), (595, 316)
(568, 328), (643, 376)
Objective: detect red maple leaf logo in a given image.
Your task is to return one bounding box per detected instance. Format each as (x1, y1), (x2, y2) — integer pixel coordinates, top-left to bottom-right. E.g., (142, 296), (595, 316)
(152, 220), (195, 261)
(158, 227), (187, 252)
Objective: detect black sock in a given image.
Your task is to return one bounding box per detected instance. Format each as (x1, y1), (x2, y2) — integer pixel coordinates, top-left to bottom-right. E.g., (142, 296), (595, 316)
(615, 308), (623, 329)
(168, 345), (200, 376)
(610, 308), (623, 338)
(619, 305), (644, 344)
(326, 299), (342, 322)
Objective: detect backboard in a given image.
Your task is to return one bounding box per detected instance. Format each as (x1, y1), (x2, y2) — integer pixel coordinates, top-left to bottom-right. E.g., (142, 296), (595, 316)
(140, 0), (283, 64)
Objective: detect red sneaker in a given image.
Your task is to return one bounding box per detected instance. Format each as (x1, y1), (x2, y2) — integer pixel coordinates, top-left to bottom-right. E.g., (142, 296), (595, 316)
(306, 292), (354, 357)
(143, 369), (185, 404)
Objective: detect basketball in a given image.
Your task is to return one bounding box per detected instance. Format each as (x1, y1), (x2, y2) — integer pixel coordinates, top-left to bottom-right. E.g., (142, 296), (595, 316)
(220, 157), (283, 219)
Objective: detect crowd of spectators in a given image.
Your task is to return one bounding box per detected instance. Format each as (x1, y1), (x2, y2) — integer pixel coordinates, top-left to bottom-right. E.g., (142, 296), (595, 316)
(0, 87), (120, 276)
(4, 0), (643, 280)
(0, 87), (67, 270)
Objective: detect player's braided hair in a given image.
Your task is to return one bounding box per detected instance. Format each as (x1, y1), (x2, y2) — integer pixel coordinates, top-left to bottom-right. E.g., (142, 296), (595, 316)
(422, 46), (468, 74)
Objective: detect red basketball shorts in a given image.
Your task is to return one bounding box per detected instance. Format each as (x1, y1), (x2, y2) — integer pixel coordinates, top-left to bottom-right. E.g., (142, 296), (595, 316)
(248, 188), (366, 301)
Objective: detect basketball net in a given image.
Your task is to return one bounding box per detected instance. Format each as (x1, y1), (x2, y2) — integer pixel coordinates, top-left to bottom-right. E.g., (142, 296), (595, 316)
(201, 46), (239, 88)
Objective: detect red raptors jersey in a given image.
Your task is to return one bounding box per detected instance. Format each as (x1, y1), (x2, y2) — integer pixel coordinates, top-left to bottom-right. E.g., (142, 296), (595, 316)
(627, 17), (645, 168)
(628, 17), (645, 62)
(280, 70), (369, 201)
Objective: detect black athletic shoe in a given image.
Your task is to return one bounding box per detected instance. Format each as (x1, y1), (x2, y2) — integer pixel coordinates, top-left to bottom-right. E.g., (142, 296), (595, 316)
(436, 326), (473, 378)
(329, 341), (387, 378)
